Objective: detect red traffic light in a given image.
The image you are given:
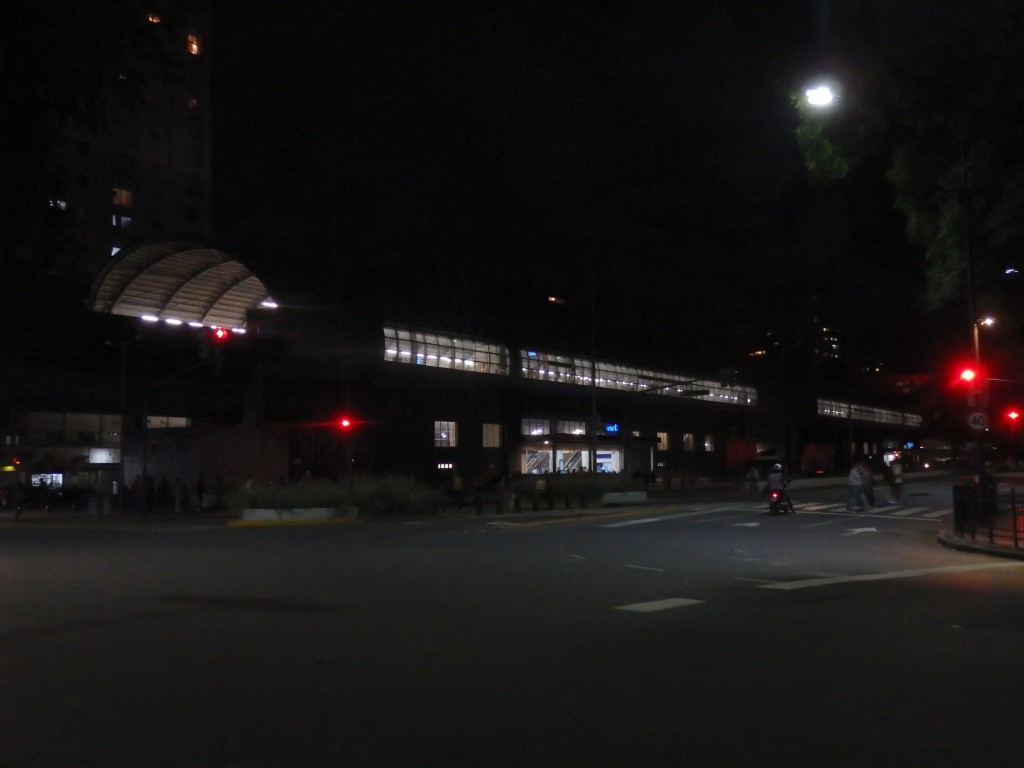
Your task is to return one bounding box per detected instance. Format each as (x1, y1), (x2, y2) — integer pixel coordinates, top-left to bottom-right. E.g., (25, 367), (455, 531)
(211, 327), (232, 343)
(1007, 408), (1021, 422)
(337, 416), (355, 430)
(959, 367), (977, 383)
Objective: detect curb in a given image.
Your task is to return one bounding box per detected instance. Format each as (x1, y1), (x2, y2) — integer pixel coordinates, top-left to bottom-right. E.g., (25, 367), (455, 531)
(936, 529), (1024, 561)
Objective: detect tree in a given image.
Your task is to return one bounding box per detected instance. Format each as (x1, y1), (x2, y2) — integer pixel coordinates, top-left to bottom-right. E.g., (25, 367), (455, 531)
(794, 1), (1024, 322)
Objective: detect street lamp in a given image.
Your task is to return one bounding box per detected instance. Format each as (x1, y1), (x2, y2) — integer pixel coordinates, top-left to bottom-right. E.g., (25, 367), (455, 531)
(972, 316), (995, 407)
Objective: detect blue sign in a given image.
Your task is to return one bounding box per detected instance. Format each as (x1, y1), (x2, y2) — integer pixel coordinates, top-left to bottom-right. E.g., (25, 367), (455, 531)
(604, 423), (620, 433)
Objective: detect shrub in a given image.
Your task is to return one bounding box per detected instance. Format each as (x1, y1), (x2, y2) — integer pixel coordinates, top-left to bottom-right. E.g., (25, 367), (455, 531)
(232, 475), (442, 518)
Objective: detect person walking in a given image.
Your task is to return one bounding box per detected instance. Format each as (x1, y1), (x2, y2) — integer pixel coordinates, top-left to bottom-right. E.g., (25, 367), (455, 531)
(886, 460), (904, 504)
(847, 460), (871, 512)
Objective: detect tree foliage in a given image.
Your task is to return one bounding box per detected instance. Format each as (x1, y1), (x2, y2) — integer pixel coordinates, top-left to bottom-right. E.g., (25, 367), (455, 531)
(795, 1), (1024, 318)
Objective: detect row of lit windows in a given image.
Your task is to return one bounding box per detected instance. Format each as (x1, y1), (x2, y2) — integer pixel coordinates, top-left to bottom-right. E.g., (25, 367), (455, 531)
(817, 399), (922, 427)
(384, 328), (510, 375)
(383, 327), (757, 408)
(432, 419), (714, 452)
(520, 349), (757, 406)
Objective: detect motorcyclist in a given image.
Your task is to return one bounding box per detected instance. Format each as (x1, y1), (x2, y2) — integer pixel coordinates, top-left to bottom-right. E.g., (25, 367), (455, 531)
(766, 463), (795, 514)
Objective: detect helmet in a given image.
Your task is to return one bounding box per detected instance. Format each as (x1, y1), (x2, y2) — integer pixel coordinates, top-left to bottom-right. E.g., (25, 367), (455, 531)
(772, 463), (782, 471)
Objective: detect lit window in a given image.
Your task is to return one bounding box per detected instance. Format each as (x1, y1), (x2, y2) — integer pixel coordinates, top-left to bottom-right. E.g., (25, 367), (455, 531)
(657, 432), (669, 450)
(434, 421), (458, 448)
(704, 434), (715, 452)
(112, 187), (133, 207)
(682, 433), (695, 452)
(49, 199), (67, 211)
(112, 215), (132, 229)
(148, 14), (162, 23)
(187, 34), (200, 55)
(483, 424), (501, 448)
(521, 418), (550, 437)
(556, 420), (586, 436)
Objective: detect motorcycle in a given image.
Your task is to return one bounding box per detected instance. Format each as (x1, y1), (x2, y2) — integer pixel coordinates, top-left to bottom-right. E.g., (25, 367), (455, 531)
(768, 488), (792, 515)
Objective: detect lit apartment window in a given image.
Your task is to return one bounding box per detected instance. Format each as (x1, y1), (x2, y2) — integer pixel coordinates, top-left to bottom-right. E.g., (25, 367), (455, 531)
(483, 424), (501, 448)
(187, 34), (200, 55)
(657, 431), (669, 450)
(521, 418), (550, 437)
(434, 421), (458, 448)
(148, 14), (162, 23)
(682, 433), (695, 452)
(111, 187), (133, 207)
(704, 434), (715, 452)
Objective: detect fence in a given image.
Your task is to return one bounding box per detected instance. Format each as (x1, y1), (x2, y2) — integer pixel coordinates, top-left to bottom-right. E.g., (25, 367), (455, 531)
(952, 482), (1024, 550)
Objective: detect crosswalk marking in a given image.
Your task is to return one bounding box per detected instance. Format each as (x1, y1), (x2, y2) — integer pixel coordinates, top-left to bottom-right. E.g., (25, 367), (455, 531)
(615, 597), (704, 612)
(600, 500), (951, 527)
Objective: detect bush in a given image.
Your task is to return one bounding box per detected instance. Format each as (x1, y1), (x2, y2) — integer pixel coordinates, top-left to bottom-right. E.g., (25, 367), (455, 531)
(232, 476), (443, 518)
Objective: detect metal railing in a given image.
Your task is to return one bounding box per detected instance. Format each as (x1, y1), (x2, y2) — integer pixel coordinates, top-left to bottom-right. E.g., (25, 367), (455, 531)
(952, 482), (1024, 550)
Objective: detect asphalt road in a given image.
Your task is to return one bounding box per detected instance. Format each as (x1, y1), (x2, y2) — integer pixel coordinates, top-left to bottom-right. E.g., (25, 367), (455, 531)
(2, 481), (1022, 767)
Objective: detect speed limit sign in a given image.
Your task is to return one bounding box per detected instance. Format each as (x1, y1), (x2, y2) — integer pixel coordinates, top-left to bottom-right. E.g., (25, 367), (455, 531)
(967, 410), (989, 431)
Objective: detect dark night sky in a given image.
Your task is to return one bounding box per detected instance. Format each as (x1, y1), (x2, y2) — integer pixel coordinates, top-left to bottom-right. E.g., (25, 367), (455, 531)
(209, 1), (926, 374)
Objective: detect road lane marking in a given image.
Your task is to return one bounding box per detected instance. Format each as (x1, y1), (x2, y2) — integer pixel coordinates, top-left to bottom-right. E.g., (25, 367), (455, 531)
(601, 509), (723, 528)
(922, 509), (951, 518)
(625, 564), (665, 572)
(759, 561), (1024, 590)
(615, 598), (704, 612)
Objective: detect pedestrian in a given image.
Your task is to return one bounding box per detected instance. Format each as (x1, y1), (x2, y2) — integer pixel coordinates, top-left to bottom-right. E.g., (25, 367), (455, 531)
(847, 460), (871, 512)
(887, 460), (904, 503)
(859, 462), (875, 507)
(745, 463), (761, 494)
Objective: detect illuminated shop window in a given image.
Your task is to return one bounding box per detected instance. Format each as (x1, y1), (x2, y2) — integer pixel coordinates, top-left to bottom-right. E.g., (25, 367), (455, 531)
(434, 421), (458, 448)
(383, 327), (509, 375)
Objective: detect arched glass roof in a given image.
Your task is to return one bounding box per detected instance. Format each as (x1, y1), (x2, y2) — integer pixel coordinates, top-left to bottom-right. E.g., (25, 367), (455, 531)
(90, 240), (276, 330)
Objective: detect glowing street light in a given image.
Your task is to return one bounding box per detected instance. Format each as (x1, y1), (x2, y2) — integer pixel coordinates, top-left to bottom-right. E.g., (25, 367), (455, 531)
(805, 84), (836, 108)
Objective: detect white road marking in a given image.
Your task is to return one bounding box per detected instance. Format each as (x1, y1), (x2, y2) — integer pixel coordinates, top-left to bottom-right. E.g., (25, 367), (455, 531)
(844, 527), (878, 536)
(625, 564), (665, 572)
(615, 597), (705, 612)
(890, 506), (930, 517)
(759, 561), (1024, 591)
(922, 509), (951, 519)
(601, 509), (723, 528)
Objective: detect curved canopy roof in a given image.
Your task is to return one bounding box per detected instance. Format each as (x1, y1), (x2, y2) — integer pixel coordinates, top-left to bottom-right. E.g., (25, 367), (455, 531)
(91, 240), (275, 329)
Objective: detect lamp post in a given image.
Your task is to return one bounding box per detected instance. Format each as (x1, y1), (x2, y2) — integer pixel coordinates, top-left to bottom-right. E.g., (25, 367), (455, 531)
(971, 316), (995, 478)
